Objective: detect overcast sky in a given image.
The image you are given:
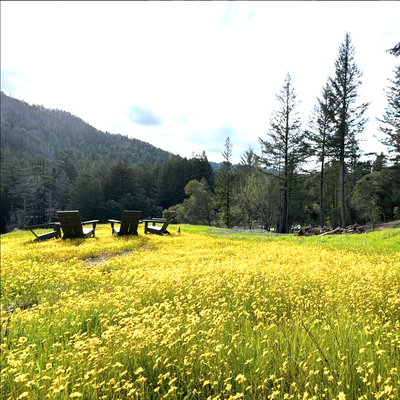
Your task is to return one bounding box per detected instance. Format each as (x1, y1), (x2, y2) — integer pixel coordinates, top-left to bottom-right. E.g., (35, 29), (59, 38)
(1, 1), (399, 164)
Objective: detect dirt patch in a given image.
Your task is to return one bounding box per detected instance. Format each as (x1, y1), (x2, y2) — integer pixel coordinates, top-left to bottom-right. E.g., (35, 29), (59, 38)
(83, 251), (133, 266)
(82, 244), (156, 266)
(362, 220), (400, 232)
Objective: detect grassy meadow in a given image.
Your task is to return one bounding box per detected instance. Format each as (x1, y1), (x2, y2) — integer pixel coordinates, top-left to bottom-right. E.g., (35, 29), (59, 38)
(1, 224), (399, 400)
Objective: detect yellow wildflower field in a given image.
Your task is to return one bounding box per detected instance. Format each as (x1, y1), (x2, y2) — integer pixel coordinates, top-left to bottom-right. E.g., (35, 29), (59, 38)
(1, 225), (399, 399)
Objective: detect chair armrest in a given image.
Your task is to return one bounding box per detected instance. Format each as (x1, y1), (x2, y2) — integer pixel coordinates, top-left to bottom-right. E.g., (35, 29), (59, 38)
(82, 220), (100, 225)
(82, 220), (99, 230)
(108, 219), (120, 229)
(26, 222), (58, 230)
(82, 220), (99, 236)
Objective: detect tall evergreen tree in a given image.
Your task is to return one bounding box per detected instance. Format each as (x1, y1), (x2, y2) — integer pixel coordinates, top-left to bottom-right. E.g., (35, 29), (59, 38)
(259, 72), (308, 233)
(187, 151), (215, 191)
(306, 81), (334, 227)
(235, 146), (258, 191)
(69, 173), (104, 221)
(54, 171), (71, 211)
(328, 32), (369, 228)
(215, 137), (236, 228)
(377, 64), (400, 163)
(104, 160), (140, 204)
(156, 156), (186, 210)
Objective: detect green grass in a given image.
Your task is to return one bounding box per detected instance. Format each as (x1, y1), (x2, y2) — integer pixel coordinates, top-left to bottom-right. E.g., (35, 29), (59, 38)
(280, 229), (400, 255)
(179, 224), (400, 255)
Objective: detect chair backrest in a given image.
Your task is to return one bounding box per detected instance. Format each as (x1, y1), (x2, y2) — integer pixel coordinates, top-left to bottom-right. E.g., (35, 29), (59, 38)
(119, 210), (141, 235)
(57, 211), (84, 238)
(161, 212), (175, 230)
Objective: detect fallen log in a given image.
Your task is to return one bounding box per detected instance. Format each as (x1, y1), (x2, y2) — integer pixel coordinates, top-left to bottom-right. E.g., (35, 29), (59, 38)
(318, 227), (342, 236)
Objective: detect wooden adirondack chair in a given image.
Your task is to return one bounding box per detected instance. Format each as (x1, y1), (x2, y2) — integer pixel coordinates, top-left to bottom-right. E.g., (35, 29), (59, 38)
(108, 210), (142, 236)
(27, 222), (61, 242)
(57, 211), (99, 239)
(144, 212), (175, 236)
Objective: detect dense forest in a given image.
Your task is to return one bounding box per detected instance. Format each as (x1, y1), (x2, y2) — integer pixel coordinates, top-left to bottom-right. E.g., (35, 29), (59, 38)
(1, 34), (399, 234)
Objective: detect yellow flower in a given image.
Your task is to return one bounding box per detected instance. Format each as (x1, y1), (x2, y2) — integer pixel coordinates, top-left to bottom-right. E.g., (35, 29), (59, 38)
(14, 373), (28, 383)
(235, 374), (246, 383)
(18, 393), (29, 399)
(337, 392), (346, 400)
(384, 386), (392, 395)
(113, 362), (124, 368)
(69, 393), (82, 398)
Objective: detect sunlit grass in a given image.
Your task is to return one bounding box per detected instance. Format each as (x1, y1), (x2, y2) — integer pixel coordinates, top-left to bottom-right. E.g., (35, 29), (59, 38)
(196, 225), (400, 255)
(1, 225), (399, 399)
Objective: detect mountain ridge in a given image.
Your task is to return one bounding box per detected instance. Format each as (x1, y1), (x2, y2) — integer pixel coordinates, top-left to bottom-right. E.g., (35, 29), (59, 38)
(1, 91), (174, 166)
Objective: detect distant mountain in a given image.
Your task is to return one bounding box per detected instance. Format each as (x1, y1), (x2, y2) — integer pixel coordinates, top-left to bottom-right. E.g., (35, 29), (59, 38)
(209, 161), (221, 171)
(0, 92), (173, 166)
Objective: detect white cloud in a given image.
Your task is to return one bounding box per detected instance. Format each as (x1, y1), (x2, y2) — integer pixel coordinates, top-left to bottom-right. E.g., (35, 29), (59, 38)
(125, 105), (163, 127)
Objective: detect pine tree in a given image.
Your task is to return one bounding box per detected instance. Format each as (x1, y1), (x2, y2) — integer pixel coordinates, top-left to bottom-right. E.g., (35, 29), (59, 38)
(328, 32), (369, 228)
(69, 173), (104, 221)
(215, 137), (236, 228)
(377, 64), (400, 163)
(236, 147), (258, 191)
(306, 81), (334, 228)
(259, 72), (308, 233)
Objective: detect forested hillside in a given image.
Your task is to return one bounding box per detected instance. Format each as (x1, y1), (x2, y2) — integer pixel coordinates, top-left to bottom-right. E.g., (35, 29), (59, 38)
(1, 92), (172, 166)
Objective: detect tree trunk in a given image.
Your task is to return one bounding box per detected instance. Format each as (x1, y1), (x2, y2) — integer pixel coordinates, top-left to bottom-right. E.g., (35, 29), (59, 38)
(281, 186), (288, 233)
(340, 153), (346, 228)
(319, 161), (325, 228)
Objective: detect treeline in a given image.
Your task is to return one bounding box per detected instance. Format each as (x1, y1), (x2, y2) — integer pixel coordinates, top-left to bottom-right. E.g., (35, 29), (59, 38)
(168, 143), (400, 231)
(0, 151), (214, 233)
(1, 34), (399, 234)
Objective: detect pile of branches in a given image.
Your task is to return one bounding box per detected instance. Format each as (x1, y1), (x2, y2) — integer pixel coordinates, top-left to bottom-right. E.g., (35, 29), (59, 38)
(296, 224), (368, 236)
